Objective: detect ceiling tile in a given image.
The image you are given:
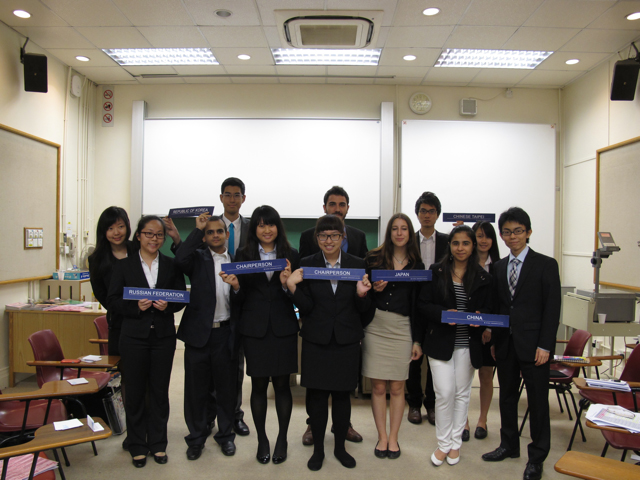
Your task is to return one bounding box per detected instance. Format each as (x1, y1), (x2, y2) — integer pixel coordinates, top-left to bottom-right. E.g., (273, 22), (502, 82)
(135, 76), (187, 84)
(589, 1), (640, 29)
(45, 48), (118, 67)
(385, 26), (454, 48)
(200, 26), (269, 48)
(0, 0), (68, 27)
(517, 69), (584, 86)
(137, 26), (208, 48)
(255, 0), (326, 26)
(229, 76), (279, 84)
(263, 26), (283, 48)
(223, 65), (277, 75)
(423, 67), (481, 83)
(327, 66), (379, 76)
(182, 0), (262, 26)
(469, 68), (532, 85)
(378, 48), (442, 66)
(122, 65), (179, 75)
(182, 76), (233, 83)
(524, 0), (613, 28)
(278, 76), (327, 83)
(171, 65), (228, 75)
(212, 48), (274, 65)
(327, 77), (376, 84)
(502, 27), (581, 51)
(13, 26), (94, 48)
(376, 66), (429, 78)
(536, 51), (609, 70)
(75, 27), (152, 48)
(560, 28), (640, 52)
(71, 66), (136, 82)
(111, 0), (194, 26)
(392, 0), (472, 26)
(41, 0), (131, 27)
(445, 26), (518, 49)
(460, 0), (545, 26)
(275, 65), (327, 75)
(374, 26), (390, 48)
(326, 0), (397, 26)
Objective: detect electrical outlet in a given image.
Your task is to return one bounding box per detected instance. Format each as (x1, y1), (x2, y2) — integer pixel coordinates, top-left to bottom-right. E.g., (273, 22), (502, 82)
(616, 349), (625, 355)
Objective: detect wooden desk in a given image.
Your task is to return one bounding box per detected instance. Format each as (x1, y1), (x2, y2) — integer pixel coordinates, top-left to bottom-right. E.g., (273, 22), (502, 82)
(0, 379), (100, 402)
(554, 451), (639, 479)
(27, 357), (120, 380)
(8, 309), (107, 387)
(585, 419), (640, 434)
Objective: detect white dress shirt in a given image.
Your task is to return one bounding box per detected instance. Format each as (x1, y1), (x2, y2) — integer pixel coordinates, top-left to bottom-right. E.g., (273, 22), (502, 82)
(259, 244), (277, 281)
(222, 215), (242, 254)
(322, 252), (342, 294)
(419, 230), (437, 268)
(210, 248), (231, 324)
(139, 251), (159, 288)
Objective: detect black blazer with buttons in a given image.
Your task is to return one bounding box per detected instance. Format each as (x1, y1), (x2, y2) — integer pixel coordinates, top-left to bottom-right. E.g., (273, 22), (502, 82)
(419, 262), (492, 369)
(231, 247), (300, 338)
(292, 251), (371, 346)
(107, 252), (186, 339)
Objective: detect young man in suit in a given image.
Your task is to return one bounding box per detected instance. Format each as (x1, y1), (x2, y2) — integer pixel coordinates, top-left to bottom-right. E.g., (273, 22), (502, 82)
(482, 207), (561, 480)
(299, 186), (367, 446)
(175, 214), (238, 460)
(407, 191), (448, 427)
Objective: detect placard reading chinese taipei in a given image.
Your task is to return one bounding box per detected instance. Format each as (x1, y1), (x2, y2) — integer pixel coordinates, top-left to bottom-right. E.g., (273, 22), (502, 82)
(124, 287), (190, 303)
(168, 206), (214, 218)
(371, 270), (432, 282)
(442, 213), (496, 223)
(222, 258), (287, 275)
(441, 311), (509, 327)
(301, 267), (366, 281)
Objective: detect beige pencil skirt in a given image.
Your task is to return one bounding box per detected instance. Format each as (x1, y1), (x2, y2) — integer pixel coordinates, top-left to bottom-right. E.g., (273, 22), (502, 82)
(362, 309), (412, 381)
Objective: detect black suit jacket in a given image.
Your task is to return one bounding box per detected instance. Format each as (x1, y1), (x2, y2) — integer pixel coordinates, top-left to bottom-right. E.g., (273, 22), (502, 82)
(174, 228), (239, 351)
(492, 248), (561, 362)
(419, 263), (492, 369)
(170, 214), (250, 255)
(107, 252), (186, 339)
(299, 224), (368, 259)
(292, 251), (371, 345)
(231, 248), (300, 338)
(415, 230), (449, 267)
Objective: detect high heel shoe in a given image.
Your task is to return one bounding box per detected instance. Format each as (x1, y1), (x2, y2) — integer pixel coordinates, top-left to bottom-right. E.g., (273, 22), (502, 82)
(431, 450), (444, 467)
(272, 441), (287, 464)
(446, 453), (460, 465)
(256, 442), (270, 464)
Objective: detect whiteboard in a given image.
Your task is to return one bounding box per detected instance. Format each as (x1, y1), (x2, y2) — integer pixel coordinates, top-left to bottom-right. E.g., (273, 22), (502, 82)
(400, 120), (556, 258)
(143, 118), (381, 218)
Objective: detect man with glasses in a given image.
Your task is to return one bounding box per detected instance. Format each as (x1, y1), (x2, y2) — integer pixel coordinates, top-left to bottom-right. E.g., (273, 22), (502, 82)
(407, 192), (448, 427)
(482, 207), (560, 480)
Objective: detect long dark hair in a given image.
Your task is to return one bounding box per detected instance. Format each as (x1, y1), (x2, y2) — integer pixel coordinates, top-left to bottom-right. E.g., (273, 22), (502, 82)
(438, 225), (480, 300)
(88, 206), (131, 269)
(366, 213), (421, 269)
(132, 215), (166, 250)
(237, 205), (292, 261)
(472, 221), (501, 264)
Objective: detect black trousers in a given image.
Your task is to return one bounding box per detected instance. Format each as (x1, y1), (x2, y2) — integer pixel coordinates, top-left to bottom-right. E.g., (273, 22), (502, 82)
(108, 327), (121, 356)
(207, 345), (245, 423)
(184, 325), (237, 446)
(496, 335), (551, 464)
(406, 354), (436, 410)
(306, 388), (351, 452)
(119, 330), (176, 457)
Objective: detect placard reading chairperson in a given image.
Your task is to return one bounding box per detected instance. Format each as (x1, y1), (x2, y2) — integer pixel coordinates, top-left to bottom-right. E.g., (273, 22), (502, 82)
(441, 311), (509, 328)
(124, 287), (190, 303)
(222, 258), (288, 275)
(442, 213), (496, 223)
(301, 267), (366, 282)
(371, 270), (432, 282)
(168, 206), (214, 218)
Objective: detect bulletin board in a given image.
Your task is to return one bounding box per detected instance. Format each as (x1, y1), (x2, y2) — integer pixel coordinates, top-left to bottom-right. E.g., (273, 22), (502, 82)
(596, 136), (640, 292)
(0, 124), (59, 284)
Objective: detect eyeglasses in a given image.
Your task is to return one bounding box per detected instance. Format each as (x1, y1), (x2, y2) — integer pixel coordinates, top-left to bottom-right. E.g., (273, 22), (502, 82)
(317, 233), (343, 242)
(501, 228), (526, 237)
(222, 193), (243, 199)
(140, 231), (165, 239)
(419, 208), (437, 215)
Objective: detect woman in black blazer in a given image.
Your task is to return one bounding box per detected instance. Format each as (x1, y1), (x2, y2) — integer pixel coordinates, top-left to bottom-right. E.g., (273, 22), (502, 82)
(107, 215), (186, 468)
(420, 225), (492, 467)
(222, 205), (299, 465)
(287, 215), (371, 472)
(88, 206), (135, 355)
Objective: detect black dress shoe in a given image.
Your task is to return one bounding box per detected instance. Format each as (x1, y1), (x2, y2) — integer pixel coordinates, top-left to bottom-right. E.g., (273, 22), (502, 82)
(523, 462), (543, 480)
(220, 440), (236, 456)
(272, 441), (287, 464)
(462, 429), (470, 442)
(426, 408), (436, 425)
(387, 443), (401, 460)
(374, 441), (388, 458)
(186, 444), (204, 461)
(482, 447), (520, 462)
(153, 453), (168, 465)
(132, 456), (147, 468)
(256, 441), (270, 464)
(233, 419), (250, 436)
(122, 437), (130, 451)
(272, 453), (286, 464)
(474, 426), (488, 439)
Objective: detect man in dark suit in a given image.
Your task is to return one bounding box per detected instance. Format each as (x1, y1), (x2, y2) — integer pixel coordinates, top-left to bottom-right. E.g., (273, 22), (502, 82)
(407, 191), (448, 427)
(174, 214), (238, 460)
(482, 207), (561, 480)
(298, 186), (367, 446)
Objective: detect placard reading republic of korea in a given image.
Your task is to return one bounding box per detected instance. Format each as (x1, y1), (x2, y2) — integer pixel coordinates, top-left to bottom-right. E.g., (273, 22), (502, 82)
(371, 270), (432, 282)
(168, 206), (214, 218)
(222, 258), (287, 275)
(301, 267), (366, 281)
(124, 287), (190, 303)
(441, 311), (509, 327)
(442, 213), (496, 223)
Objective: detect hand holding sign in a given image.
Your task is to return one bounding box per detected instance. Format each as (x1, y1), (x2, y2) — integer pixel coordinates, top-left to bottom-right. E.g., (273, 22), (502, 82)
(138, 299), (152, 311)
(196, 213), (211, 230)
(373, 280), (388, 292)
(280, 259), (292, 286)
(153, 300), (168, 311)
(162, 217), (180, 244)
(357, 273), (371, 297)
(219, 271), (239, 291)
(286, 268), (304, 294)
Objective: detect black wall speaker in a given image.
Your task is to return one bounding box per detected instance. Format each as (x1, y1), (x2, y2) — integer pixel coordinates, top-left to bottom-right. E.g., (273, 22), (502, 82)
(610, 59), (640, 101)
(23, 53), (48, 93)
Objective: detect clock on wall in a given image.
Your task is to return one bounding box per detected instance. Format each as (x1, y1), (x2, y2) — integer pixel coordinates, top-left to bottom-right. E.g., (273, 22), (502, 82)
(409, 92), (432, 115)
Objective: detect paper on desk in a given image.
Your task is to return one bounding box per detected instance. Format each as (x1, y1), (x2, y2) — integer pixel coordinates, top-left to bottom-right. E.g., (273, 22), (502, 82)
(81, 355), (102, 363)
(67, 378), (89, 385)
(586, 379), (631, 392)
(586, 404), (640, 433)
(87, 415), (104, 432)
(54, 418), (83, 431)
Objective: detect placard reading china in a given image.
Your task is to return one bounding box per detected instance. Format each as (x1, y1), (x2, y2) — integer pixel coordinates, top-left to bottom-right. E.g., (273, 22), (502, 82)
(441, 311), (509, 327)
(124, 287), (190, 303)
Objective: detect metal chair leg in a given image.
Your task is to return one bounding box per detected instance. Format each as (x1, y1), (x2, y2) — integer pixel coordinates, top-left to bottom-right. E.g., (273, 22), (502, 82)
(519, 407), (529, 436)
(601, 442), (609, 457)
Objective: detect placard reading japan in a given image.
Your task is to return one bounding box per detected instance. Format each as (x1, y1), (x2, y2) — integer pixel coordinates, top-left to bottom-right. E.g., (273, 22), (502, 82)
(221, 258), (288, 275)
(371, 270), (432, 282)
(124, 287), (190, 303)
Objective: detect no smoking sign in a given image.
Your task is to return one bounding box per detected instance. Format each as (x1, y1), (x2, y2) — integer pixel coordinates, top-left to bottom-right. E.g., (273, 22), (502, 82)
(102, 85), (114, 127)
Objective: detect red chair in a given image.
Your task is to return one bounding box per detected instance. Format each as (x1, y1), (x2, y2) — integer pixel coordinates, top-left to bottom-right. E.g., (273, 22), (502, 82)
(92, 316), (109, 356)
(27, 330), (110, 390)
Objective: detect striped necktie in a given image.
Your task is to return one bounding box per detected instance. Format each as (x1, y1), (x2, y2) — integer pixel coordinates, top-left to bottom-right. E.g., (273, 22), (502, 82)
(228, 223), (235, 256)
(509, 258), (521, 298)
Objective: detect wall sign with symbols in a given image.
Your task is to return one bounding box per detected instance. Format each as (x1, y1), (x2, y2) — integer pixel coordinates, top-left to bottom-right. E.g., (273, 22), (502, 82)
(24, 228), (44, 249)
(102, 86), (114, 127)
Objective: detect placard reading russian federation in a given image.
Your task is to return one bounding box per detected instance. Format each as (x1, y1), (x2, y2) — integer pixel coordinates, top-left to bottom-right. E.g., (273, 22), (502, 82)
(442, 213), (496, 223)
(222, 258), (287, 275)
(301, 267), (366, 281)
(124, 287), (190, 303)
(441, 311), (509, 327)
(168, 206), (214, 218)
(371, 270), (432, 282)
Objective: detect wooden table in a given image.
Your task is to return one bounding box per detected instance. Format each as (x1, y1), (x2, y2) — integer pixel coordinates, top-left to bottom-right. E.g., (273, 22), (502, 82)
(8, 309), (106, 386)
(554, 451), (639, 479)
(27, 357), (120, 380)
(0, 379), (100, 402)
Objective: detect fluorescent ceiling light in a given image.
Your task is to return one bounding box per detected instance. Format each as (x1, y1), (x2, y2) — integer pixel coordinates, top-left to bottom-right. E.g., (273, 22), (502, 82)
(102, 48), (218, 65)
(565, 59), (579, 65)
(271, 48), (381, 66)
(435, 49), (552, 69)
(13, 10), (31, 18)
(627, 12), (640, 20)
(237, 54), (251, 60)
(403, 55), (417, 61)
(76, 56), (90, 62)
(423, 8), (440, 16)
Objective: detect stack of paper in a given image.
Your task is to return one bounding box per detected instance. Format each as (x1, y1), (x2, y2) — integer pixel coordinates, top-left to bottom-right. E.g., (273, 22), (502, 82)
(554, 355), (588, 363)
(0, 454), (58, 480)
(586, 404), (640, 433)
(586, 379), (631, 392)
(81, 355), (102, 363)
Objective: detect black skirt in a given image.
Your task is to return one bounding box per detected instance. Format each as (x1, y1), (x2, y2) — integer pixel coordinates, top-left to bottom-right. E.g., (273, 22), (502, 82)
(301, 336), (360, 391)
(481, 341), (496, 367)
(243, 325), (298, 378)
